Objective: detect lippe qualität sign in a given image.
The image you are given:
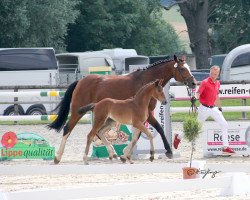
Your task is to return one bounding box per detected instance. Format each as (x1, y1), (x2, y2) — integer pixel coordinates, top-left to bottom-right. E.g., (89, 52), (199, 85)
(0, 131), (55, 160)
(204, 122), (250, 156)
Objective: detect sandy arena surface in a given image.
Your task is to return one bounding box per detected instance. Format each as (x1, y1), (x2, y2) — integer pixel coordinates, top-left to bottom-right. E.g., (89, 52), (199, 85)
(0, 122), (250, 199)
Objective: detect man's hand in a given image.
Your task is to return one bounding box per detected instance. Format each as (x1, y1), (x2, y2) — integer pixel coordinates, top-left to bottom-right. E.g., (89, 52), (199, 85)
(218, 107), (222, 112)
(191, 96), (196, 102)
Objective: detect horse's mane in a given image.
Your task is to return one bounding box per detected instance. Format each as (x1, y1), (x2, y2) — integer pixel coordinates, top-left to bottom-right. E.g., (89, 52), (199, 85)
(133, 80), (155, 98)
(135, 58), (174, 72)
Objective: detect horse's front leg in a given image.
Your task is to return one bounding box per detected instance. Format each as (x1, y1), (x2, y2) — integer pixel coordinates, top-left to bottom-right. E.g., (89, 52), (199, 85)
(147, 112), (173, 159)
(134, 123), (155, 162)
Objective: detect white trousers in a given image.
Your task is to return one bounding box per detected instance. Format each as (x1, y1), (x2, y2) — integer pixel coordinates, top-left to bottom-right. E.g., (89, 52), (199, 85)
(198, 105), (229, 147)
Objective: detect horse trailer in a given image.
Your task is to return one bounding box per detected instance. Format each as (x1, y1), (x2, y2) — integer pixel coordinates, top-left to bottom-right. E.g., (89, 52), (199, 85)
(56, 52), (114, 84)
(96, 48), (149, 74)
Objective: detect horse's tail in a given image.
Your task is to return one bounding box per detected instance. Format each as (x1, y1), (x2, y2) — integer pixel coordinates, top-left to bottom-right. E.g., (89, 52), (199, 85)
(47, 81), (78, 132)
(78, 103), (95, 115)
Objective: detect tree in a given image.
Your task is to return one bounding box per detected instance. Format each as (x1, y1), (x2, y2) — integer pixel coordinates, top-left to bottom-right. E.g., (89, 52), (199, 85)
(66, 0), (183, 56)
(125, 0), (183, 55)
(23, 0), (79, 52)
(66, 0), (140, 51)
(163, 0), (250, 69)
(0, 0), (29, 47)
(208, 0), (250, 54)
(0, 0), (79, 52)
(163, 0), (210, 69)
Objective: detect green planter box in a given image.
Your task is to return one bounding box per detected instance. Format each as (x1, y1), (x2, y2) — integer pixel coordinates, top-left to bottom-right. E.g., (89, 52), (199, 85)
(91, 125), (132, 158)
(91, 143), (128, 158)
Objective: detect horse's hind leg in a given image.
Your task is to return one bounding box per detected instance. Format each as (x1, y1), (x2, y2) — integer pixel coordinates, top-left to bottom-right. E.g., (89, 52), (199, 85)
(84, 128), (98, 165)
(121, 127), (140, 164)
(83, 116), (108, 164)
(97, 118), (118, 160)
(54, 114), (82, 164)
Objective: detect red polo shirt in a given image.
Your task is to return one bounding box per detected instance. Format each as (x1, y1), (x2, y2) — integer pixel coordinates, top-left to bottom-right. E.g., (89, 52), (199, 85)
(198, 77), (220, 106)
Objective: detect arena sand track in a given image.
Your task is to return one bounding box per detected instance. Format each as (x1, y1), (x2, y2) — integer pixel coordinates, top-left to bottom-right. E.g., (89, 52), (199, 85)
(0, 122), (250, 199)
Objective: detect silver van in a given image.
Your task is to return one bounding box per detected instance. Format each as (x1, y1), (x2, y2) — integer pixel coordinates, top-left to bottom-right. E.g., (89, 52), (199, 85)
(220, 44), (250, 81)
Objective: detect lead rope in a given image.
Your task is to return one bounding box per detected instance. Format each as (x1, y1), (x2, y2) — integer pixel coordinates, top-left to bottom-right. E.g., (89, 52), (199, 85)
(175, 64), (197, 114)
(187, 86), (198, 114)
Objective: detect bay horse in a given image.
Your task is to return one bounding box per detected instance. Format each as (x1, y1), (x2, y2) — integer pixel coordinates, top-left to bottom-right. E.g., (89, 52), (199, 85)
(78, 80), (167, 164)
(48, 55), (196, 164)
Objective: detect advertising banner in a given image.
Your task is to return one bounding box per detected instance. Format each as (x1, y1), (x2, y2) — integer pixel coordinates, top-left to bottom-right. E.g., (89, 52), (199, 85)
(170, 84), (250, 100)
(203, 122), (250, 157)
(0, 132), (55, 160)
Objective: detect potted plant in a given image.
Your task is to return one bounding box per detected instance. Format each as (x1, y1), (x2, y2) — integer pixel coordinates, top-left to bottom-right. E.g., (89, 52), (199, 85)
(182, 115), (202, 179)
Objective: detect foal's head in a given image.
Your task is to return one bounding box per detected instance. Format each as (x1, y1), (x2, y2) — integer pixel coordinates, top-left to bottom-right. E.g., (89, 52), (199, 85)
(173, 55), (196, 89)
(151, 79), (167, 105)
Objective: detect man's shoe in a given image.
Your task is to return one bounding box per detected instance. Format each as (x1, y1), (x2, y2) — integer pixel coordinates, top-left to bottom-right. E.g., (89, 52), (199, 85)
(173, 134), (181, 149)
(222, 147), (235, 154)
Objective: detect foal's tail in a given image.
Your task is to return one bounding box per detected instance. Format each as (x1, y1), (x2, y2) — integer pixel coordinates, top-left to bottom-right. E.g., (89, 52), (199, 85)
(78, 103), (95, 115)
(47, 81), (78, 132)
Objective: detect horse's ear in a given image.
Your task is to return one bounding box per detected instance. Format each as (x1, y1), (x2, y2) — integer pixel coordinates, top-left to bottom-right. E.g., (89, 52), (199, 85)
(155, 79), (160, 86)
(159, 79), (163, 86)
(174, 55), (179, 62)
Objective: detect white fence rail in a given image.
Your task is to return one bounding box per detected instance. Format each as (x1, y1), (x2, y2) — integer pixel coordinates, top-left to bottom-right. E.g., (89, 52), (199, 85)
(0, 81), (250, 119)
(171, 106), (250, 113)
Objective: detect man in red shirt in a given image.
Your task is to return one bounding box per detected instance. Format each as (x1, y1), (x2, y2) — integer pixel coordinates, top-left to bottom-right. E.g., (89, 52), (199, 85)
(174, 65), (235, 154)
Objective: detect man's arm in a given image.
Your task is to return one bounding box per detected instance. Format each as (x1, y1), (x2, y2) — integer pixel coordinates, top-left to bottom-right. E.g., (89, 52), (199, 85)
(215, 95), (222, 111)
(196, 92), (200, 100)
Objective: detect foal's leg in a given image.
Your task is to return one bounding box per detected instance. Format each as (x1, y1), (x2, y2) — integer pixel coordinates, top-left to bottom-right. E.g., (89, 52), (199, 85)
(147, 112), (173, 159)
(83, 117), (107, 164)
(97, 118), (118, 160)
(54, 114), (82, 164)
(121, 127), (141, 164)
(134, 123), (155, 162)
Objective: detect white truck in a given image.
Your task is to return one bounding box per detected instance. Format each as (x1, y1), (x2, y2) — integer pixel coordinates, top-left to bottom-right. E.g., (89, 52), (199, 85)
(219, 44), (250, 81)
(0, 48), (59, 115)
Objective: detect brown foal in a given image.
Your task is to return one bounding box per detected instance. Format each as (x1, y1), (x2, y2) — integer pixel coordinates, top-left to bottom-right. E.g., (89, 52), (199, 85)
(78, 79), (167, 164)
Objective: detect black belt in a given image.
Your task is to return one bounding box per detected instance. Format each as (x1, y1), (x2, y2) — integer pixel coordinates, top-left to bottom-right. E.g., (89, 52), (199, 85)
(202, 104), (215, 108)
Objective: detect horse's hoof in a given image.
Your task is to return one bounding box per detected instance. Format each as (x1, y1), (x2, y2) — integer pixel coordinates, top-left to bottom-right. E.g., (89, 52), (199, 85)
(113, 154), (118, 159)
(84, 162), (89, 165)
(120, 156), (127, 163)
(149, 156), (154, 162)
(128, 159), (134, 164)
(109, 156), (113, 160)
(54, 156), (60, 164)
(165, 152), (173, 159)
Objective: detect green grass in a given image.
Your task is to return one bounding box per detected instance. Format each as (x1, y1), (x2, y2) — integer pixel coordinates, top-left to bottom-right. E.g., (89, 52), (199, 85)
(161, 6), (185, 23)
(0, 120), (90, 125)
(171, 99), (250, 122)
(0, 99), (248, 125)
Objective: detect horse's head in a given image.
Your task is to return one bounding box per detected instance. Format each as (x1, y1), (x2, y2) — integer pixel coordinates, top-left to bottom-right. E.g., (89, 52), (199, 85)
(152, 79), (167, 105)
(173, 55), (196, 89)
